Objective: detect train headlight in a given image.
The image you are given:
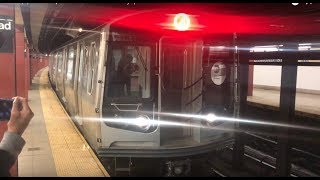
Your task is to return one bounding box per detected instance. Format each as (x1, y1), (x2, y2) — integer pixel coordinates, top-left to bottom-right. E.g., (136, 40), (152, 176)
(174, 13), (191, 31)
(206, 113), (216, 123)
(135, 115), (151, 131)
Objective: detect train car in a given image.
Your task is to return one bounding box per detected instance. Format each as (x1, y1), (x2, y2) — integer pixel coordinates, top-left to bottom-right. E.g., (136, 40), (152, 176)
(48, 8), (238, 176)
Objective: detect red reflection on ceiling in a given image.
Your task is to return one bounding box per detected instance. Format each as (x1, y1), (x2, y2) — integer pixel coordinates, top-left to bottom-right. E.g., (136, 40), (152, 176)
(72, 4), (320, 35)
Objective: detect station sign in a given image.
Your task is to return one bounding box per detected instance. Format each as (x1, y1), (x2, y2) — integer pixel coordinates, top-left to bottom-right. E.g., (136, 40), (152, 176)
(249, 59), (282, 63)
(0, 15), (14, 53)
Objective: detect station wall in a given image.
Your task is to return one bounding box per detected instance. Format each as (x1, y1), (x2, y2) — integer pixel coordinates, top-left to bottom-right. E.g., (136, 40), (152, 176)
(253, 65), (320, 93)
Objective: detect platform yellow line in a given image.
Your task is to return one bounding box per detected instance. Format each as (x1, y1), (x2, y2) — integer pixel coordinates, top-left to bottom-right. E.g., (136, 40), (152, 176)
(38, 67), (109, 177)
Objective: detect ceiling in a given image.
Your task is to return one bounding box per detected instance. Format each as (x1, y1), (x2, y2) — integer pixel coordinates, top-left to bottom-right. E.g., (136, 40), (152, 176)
(22, 3), (320, 54)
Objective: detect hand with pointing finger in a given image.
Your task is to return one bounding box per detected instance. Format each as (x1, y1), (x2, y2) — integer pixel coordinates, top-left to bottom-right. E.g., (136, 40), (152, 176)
(7, 97), (34, 136)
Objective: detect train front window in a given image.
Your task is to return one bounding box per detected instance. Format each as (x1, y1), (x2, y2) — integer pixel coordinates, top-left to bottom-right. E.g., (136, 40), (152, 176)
(107, 45), (151, 98)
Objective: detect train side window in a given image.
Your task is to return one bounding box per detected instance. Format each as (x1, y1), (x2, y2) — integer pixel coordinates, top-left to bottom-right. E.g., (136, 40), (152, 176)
(58, 51), (63, 73)
(64, 49), (68, 81)
(87, 42), (97, 95)
(93, 43), (99, 91)
(57, 52), (60, 72)
(67, 46), (75, 84)
(49, 56), (51, 70)
(78, 45), (84, 85)
(83, 46), (89, 90)
(53, 53), (57, 72)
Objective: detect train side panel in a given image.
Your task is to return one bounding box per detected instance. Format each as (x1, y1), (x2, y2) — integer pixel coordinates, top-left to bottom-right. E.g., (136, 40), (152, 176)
(76, 33), (105, 149)
(49, 28), (106, 150)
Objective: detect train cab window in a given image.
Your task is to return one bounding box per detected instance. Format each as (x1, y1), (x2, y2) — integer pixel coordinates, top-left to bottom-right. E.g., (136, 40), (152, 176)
(87, 42), (98, 95)
(107, 45), (151, 98)
(67, 47), (75, 83)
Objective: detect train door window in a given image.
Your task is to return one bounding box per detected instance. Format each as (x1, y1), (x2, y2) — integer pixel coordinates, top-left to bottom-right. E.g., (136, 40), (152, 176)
(107, 45), (151, 98)
(67, 46), (75, 84)
(87, 42), (97, 95)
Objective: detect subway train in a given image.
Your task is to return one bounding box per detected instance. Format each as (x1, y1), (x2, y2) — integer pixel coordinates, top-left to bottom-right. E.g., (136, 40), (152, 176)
(48, 8), (238, 176)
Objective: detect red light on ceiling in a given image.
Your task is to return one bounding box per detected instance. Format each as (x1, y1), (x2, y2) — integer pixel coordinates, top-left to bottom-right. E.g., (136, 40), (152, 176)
(173, 13), (191, 31)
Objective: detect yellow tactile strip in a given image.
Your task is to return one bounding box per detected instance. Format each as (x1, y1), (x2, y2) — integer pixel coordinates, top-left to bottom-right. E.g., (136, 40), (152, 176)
(38, 67), (109, 177)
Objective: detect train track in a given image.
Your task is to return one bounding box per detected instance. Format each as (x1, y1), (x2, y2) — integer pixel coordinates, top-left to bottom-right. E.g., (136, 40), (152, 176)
(207, 145), (319, 176)
(204, 128), (320, 177)
(245, 132), (320, 175)
(239, 102), (320, 176)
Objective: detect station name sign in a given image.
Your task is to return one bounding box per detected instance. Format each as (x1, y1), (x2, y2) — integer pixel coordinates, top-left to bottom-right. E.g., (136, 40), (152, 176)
(0, 19), (12, 30)
(249, 59), (282, 63)
(0, 15), (14, 53)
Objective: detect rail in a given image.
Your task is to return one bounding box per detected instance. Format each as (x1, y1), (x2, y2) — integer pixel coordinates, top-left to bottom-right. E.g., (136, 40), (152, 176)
(227, 146), (318, 177)
(244, 131), (320, 163)
(244, 131), (320, 176)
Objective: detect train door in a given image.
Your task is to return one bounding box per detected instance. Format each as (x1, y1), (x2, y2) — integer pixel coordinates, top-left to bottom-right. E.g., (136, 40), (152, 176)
(75, 43), (86, 125)
(202, 39), (234, 117)
(198, 35), (236, 142)
(159, 37), (203, 145)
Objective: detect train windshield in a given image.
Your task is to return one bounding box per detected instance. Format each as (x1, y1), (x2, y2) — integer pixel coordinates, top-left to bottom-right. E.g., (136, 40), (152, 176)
(107, 44), (151, 99)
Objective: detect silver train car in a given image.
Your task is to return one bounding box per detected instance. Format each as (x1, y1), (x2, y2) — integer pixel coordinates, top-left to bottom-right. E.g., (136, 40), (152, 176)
(48, 9), (237, 176)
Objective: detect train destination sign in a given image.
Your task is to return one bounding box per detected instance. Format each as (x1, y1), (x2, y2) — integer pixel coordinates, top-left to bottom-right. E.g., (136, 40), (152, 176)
(111, 32), (137, 42)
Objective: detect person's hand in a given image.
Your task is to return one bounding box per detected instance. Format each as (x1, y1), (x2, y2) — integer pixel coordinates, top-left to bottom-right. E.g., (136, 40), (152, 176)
(7, 97), (34, 136)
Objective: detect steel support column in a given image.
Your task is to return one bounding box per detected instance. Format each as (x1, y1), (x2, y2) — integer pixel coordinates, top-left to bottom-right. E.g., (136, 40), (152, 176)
(276, 44), (298, 176)
(232, 41), (249, 170)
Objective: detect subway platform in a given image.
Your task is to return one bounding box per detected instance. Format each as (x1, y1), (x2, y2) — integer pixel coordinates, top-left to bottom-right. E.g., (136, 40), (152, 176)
(247, 87), (320, 119)
(17, 67), (109, 177)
